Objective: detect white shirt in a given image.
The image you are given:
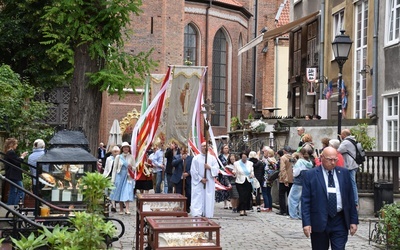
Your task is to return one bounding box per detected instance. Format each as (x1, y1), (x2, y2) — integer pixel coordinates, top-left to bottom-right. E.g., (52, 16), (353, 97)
(322, 167), (343, 212)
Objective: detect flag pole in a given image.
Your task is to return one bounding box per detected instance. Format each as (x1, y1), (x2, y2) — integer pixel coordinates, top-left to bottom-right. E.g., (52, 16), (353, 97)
(201, 99), (215, 189)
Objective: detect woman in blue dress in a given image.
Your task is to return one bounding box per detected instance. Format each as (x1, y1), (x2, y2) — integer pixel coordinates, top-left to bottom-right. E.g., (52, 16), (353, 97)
(110, 142), (135, 214)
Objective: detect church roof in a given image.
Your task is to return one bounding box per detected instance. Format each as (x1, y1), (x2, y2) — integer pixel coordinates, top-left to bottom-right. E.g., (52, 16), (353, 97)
(275, 0), (290, 37)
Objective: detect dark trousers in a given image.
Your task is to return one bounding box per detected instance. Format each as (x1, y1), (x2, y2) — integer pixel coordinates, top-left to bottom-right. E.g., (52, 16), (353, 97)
(278, 182), (293, 214)
(174, 180), (183, 195)
(166, 173), (173, 193)
(310, 212), (348, 250)
(255, 187), (262, 206)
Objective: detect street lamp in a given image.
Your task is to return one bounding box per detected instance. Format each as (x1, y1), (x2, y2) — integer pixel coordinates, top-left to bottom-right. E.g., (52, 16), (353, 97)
(332, 30), (352, 138)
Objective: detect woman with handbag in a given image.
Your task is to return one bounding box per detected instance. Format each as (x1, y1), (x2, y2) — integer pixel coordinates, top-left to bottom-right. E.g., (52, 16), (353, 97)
(233, 151), (254, 216)
(110, 142), (135, 215)
(249, 151), (264, 212)
(261, 147), (278, 212)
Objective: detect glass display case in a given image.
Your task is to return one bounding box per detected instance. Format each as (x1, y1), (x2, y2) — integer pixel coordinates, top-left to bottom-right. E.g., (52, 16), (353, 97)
(136, 194), (188, 250)
(146, 217), (221, 249)
(35, 131), (97, 213)
(40, 162), (93, 203)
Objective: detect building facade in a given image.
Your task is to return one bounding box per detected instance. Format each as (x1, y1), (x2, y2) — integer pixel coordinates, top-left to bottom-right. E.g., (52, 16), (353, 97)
(99, 0), (289, 142)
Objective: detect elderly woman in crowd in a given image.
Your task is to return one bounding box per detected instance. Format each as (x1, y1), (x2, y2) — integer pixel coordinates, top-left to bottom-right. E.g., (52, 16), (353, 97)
(103, 145), (120, 212)
(216, 144), (232, 209)
(233, 151), (254, 216)
(249, 151), (264, 212)
(262, 147), (278, 212)
(110, 142), (135, 215)
(226, 154), (239, 212)
(288, 147), (313, 219)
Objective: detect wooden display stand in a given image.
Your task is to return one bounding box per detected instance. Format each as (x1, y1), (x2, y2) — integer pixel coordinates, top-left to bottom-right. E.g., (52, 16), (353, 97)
(136, 194), (188, 250)
(146, 217), (221, 249)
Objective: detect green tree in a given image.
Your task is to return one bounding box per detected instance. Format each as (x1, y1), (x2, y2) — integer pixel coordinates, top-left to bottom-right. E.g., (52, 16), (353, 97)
(0, 0), (156, 154)
(0, 0), (70, 88)
(0, 64), (53, 152)
(41, 0), (156, 154)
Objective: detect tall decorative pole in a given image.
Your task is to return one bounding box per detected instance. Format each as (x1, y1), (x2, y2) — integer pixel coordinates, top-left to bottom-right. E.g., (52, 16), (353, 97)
(332, 30), (352, 139)
(201, 99), (215, 189)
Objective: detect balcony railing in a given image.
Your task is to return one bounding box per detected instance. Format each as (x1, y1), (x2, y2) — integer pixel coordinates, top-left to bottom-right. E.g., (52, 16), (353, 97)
(358, 151), (400, 193)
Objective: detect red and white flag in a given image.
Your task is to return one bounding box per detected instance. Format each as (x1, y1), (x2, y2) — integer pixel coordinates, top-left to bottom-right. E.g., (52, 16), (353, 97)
(131, 67), (172, 177)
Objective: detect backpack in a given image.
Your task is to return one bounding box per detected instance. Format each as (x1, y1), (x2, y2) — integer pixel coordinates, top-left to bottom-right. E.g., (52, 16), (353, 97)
(345, 138), (366, 164)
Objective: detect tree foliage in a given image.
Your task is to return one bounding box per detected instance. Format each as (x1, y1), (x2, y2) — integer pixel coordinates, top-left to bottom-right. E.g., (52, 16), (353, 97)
(0, 64), (53, 153)
(0, 0), (156, 154)
(0, 0), (71, 88)
(40, 0), (156, 97)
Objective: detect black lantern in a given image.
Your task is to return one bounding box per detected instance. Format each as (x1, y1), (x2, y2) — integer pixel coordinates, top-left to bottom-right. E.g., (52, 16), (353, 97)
(332, 30), (352, 138)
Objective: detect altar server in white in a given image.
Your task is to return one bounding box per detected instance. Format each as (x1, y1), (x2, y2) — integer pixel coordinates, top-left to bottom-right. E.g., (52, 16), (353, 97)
(190, 142), (219, 218)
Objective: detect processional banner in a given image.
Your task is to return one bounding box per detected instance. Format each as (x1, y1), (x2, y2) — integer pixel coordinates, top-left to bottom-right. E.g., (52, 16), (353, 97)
(165, 66), (207, 147)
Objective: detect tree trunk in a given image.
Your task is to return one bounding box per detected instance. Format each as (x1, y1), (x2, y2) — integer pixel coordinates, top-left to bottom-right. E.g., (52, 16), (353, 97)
(68, 43), (103, 156)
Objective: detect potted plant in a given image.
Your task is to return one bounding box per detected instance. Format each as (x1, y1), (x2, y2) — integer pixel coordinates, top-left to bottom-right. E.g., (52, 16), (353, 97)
(230, 116), (242, 131)
(350, 123), (376, 150)
(378, 202), (400, 247)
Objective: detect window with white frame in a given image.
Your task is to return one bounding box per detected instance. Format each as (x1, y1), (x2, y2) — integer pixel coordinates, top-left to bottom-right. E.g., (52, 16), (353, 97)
(383, 94), (399, 151)
(332, 10), (345, 60)
(385, 0), (400, 45)
(353, 0), (368, 119)
(333, 10), (345, 36)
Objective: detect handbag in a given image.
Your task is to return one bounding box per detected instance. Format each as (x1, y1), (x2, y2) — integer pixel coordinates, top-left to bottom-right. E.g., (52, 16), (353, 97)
(251, 178), (260, 189)
(267, 170), (280, 182)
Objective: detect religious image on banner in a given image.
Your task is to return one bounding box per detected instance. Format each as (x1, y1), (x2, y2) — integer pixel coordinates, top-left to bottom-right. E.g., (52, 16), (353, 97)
(165, 66), (206, 147)
(306, 67), (318, 95)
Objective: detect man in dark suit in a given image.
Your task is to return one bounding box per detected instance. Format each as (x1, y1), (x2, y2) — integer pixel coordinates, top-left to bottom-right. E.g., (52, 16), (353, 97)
(302, 146), (358, 250)
(171, 147), (192, 213)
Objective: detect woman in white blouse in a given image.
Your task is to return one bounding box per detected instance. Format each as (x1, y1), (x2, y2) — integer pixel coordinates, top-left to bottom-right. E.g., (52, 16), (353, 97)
(233, 151), (254, 216)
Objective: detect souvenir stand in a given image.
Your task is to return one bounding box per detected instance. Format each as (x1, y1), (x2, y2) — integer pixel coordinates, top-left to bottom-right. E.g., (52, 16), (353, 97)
(136, 193), (188, 250)
(35, 130), (97, 216)
(146, 217), (221, 249)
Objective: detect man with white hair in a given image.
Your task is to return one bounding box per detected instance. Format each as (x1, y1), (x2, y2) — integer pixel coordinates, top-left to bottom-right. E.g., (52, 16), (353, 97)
(28, 139), (46, 195)
(297, 127), (306, 148)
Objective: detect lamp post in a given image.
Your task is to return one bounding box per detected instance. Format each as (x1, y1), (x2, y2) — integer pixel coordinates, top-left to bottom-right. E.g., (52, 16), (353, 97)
(332, 30), (352, 138)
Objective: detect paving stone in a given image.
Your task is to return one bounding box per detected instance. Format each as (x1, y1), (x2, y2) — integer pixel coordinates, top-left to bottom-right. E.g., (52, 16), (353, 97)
(109, 200), (382, 249)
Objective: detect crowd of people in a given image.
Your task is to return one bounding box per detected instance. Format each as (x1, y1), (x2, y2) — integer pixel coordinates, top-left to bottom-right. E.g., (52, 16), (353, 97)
(2, 127), (361, 249)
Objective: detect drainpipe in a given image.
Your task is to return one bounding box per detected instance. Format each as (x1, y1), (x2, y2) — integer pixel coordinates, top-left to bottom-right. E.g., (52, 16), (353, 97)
(319, 0), (325, 100)
(252, 0), (258, 106)
(275, 38), (279, 108)
(205, 1), (212, 102)
(275, 37), (289, 109)
(372, 0), (379, 116)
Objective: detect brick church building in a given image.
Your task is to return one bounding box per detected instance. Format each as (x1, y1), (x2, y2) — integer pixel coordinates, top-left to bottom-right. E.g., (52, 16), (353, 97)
(96, 0), (290, 143)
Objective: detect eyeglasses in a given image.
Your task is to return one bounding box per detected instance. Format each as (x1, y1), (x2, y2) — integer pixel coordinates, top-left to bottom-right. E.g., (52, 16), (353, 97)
(323, 156), (338, 162)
